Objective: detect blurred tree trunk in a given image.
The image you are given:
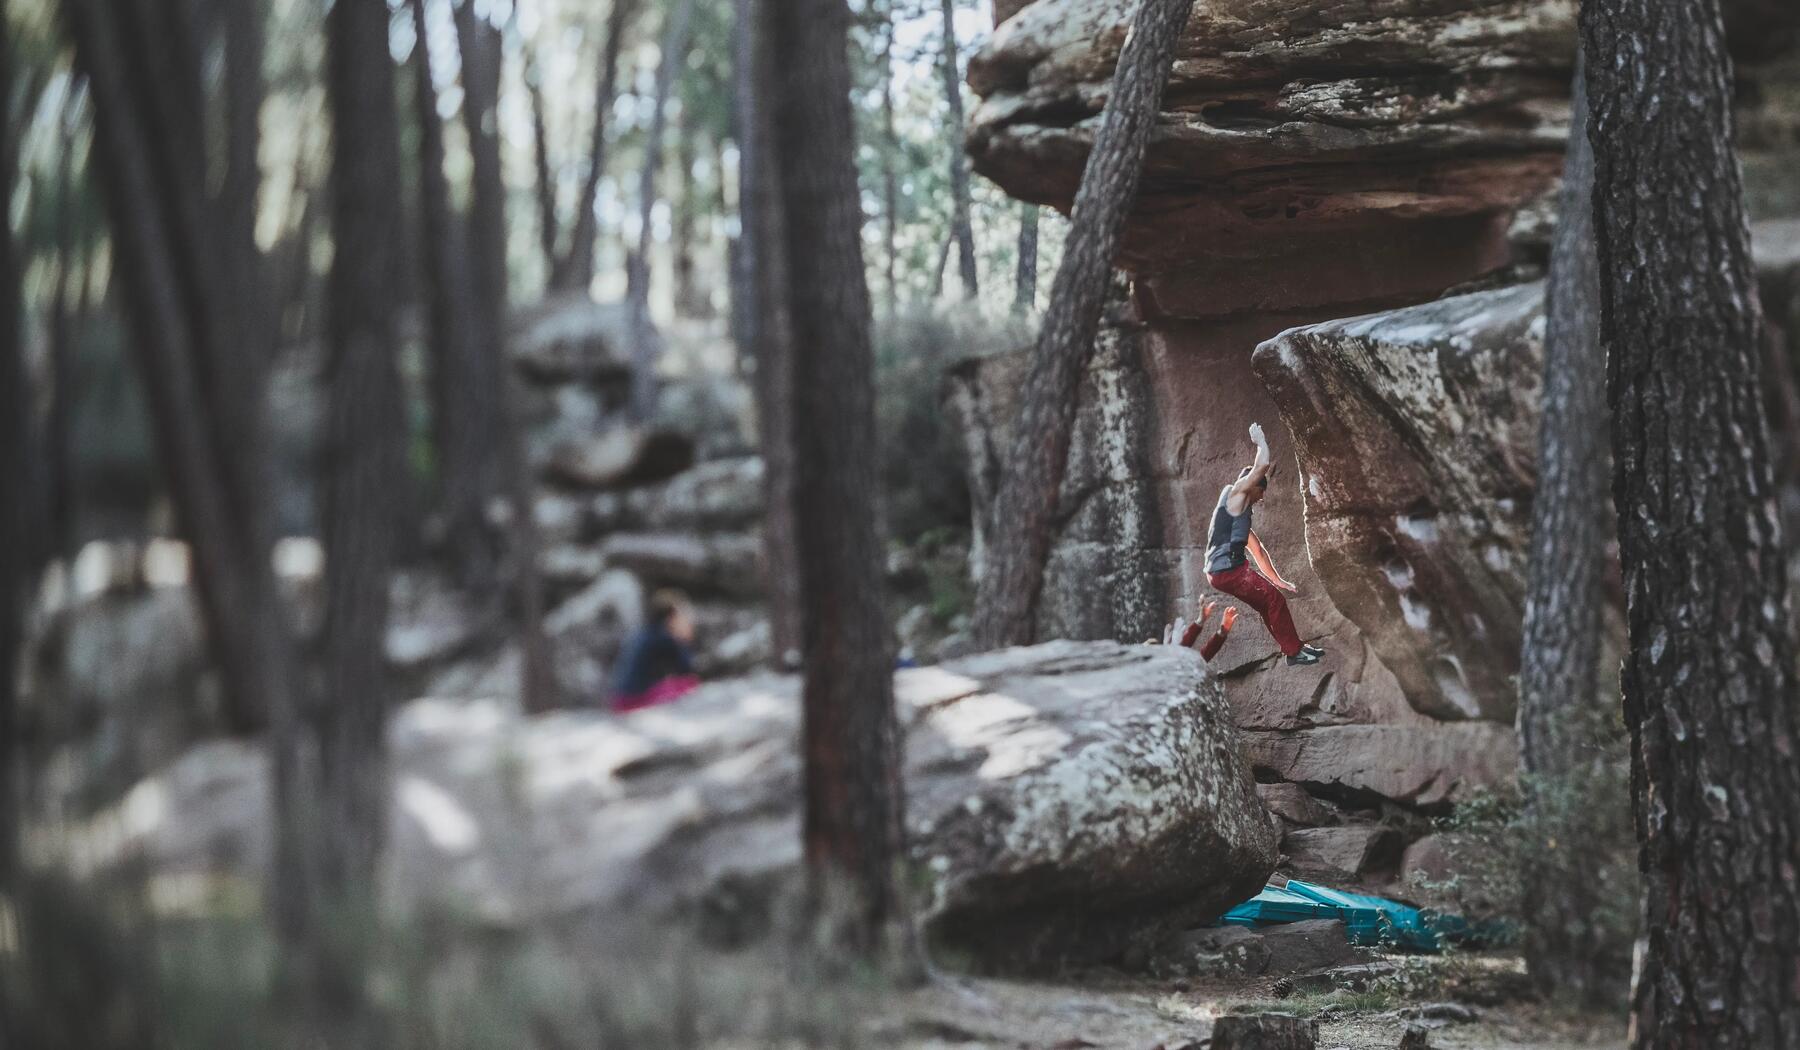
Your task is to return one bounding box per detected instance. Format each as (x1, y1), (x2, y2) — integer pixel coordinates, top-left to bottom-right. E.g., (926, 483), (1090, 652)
(450, 0), (557, 713)
(1515, 55), (1617, 1007)
(972, 0), (1192, 648)
(937, 0), (977, 300)
(1582, 0), (1800, 1046)
(555, 0), (639, 292)
(626, 0), (699, 422)
(47, 111), (83, 565)
(64, 0), (297, 738)
(734, 0), (801, 666)
(1, 10), (25, 885)
(762, 0), (908, 954)
(319, 0), (406, 927)
(880, 11), (900, 319)
(672, 112), (701, 317)
(525, 46), (561, 280)
(1013, 202), (1038, 315)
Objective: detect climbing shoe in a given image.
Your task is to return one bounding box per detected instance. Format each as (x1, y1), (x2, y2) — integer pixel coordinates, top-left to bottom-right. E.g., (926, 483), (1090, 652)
(1286, 650), (1322, 667)
(1301, 644), (1325, 657)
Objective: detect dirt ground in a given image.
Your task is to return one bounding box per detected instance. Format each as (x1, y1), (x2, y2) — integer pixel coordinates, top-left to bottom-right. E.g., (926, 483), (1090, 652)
(866, 954), (1627, 1050)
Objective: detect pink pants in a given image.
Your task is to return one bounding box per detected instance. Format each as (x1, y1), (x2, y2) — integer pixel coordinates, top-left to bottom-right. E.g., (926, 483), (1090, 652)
(1207, 563), (1303, 657)
(611, 675), (700, 713)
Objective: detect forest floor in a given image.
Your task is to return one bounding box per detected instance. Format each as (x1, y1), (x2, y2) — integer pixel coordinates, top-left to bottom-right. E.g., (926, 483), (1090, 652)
(857, 954), (1627, 1049)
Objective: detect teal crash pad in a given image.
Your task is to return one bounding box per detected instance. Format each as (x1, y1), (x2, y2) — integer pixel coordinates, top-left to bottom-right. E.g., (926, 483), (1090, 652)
(1218, 879), (1475, 952)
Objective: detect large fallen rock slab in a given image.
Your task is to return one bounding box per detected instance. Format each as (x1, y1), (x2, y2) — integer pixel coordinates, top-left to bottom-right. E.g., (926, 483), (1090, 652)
(1243, 723), (1518, 810)
(1251, 283), (1545, 722)
(599, 531), (764, 599)
(544, 426), (695, 491)
(70, 641), (1276, 972)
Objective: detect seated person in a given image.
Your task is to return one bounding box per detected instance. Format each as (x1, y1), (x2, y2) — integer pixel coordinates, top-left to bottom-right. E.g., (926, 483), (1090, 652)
(610, 589), (701, 713)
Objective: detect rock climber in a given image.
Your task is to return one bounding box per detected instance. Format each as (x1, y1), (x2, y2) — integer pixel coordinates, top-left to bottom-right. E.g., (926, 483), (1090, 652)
(1154, 599), (1239, 662)
(610, 588), (702, 713)
(1206, 423), (1323, 667)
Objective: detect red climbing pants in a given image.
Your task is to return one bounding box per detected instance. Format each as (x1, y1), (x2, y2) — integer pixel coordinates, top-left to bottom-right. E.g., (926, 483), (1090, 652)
(1207, 563), (1303, 657)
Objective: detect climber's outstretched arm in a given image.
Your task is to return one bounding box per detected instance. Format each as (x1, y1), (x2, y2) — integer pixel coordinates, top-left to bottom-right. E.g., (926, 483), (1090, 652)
(1229, 423), (1274, 501)
(1246, 529), (1299, 594)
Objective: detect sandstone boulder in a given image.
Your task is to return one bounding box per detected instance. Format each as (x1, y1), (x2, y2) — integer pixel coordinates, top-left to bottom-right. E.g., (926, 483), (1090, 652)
(1243, 723), (1518, 810)
(1252, 283), (1545, 722)
(545, 426), (695, 491)
(72, 641), (1276, 972)
(944, 284), (1165, 643)
(967, 0), (1573, 320)
(1280, 826), (1404, 885)
(599, 532), (764, 599)
(509, 293), (633, 385)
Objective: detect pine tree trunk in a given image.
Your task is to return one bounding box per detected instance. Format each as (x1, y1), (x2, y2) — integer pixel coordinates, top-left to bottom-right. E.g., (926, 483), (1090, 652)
(1516, 55), (1618, 1007)
(525, 46), (561, 279)
(320, 0), (407, 913)
(627, 0), (699, 423)
(938, 0), (978, 301)
(1013, 202), (1038, 315)
(65, 0), (298, 739)
(762, 0), (908, 950)
(556, 0), (639, 292)
(734, 0), (802, 666)
(450, 0), (557, 713)
(1581, 1), (1800, 1045)
(0, 13), (25, 885)
(672, 112), (700, 317)
(972, 0), (1192, 647)
(881, 12), (900, 319)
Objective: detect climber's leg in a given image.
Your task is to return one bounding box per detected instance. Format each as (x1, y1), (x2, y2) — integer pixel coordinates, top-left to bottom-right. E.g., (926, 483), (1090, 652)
(1207, 563), (1304, 658)
(1199, 606), (1238, 661)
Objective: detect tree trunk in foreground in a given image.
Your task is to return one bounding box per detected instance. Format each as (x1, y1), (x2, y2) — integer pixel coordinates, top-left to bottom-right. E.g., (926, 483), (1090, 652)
(1515, 54), (1618, 1007)
(938, 0), (977, 301)
(1014, 202), (1039, 315)
(734, 0), (802, 667)
(0, 12), (25, 885)
(65, 0), (298, 738)
(626, 0), (698, 422)
(972, 0), (1192, 648)
(556, 0), (639, 292)
(450, 1), (557, 712)
(320, 0), (406, 917)
(1582, 0), (1800, 1045)
(762, 0), (907, 951)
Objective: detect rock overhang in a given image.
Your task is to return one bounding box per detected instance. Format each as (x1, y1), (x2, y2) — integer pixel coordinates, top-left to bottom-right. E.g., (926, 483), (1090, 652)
(967, 0), (1577, 317)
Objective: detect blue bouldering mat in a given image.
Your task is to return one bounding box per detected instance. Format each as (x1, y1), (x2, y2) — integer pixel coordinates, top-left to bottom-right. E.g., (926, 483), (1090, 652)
(1217, 879), (1487, 952)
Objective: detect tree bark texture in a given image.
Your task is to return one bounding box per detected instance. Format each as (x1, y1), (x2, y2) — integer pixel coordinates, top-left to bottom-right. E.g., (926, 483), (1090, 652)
(881, 9), (900, 318)
(1, 11), (25, 884)
(1014, 201), (1039, 315)
(938, 0), (977, 300)
(449, 1), (557, 712)
(525, 45), (561, 279)
(764, 0), (907, 948)
(320, 0), (407, 914)
(555, 0), (639, 292)
(1515, 55), (1620, 1007)
(734, 0), (802, 666)
(627, 0), (699, 422)
(1582, 0), (1800, 1045)
(972, 0), (1192, 648)
(64, 0), (297, 739)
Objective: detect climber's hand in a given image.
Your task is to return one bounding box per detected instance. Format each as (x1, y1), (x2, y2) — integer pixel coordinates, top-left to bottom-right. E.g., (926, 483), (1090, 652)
(1248, 422), (1267, 450)
(1221, 606), (1239, 632)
